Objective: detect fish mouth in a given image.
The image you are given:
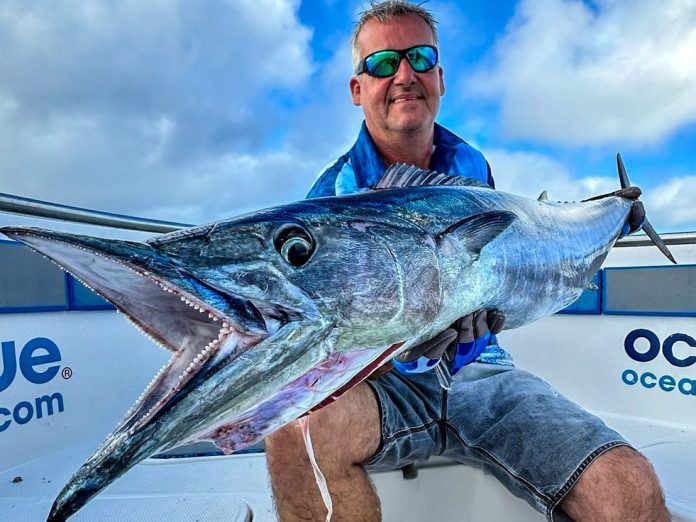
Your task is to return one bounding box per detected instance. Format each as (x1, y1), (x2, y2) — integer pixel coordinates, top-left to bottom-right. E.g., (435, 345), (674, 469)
(0, 226), (308, 438)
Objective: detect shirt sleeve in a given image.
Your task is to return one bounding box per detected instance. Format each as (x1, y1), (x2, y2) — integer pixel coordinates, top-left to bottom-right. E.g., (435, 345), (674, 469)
(307, 154), (359, 198)
(306, 157), (345, 198)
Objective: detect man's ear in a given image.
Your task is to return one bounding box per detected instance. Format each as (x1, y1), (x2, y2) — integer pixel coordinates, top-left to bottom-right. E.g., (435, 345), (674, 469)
(439, 66), (445, 96)
(350, 77), (361, 106)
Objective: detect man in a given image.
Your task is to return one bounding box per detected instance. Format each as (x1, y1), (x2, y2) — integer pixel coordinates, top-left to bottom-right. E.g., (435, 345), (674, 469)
(266, 2), (669, 520)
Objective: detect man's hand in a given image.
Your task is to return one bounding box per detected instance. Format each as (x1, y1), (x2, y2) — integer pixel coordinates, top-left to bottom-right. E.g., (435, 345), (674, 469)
(392, 309), (505, 376)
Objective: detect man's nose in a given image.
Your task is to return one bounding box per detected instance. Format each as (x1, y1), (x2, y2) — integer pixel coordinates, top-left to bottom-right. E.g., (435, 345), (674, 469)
(393, 57), (417, 85)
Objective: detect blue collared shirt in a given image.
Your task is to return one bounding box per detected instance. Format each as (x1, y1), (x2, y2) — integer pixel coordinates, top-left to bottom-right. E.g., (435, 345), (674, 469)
(308, 121), (494, 197)
(307, 121), (513, 367)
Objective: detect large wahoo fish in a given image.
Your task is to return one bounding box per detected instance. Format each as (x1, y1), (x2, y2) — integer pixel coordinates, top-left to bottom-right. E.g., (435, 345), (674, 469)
(1, 156), (674, 521)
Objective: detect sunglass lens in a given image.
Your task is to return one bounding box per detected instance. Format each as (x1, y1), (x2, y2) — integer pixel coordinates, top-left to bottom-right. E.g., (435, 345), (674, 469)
(407, 46), (437, 72)
(365, 51), (400, 77)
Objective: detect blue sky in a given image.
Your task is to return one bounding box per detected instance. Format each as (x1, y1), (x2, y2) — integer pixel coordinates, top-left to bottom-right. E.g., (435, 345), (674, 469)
(0, 0), (695, 232)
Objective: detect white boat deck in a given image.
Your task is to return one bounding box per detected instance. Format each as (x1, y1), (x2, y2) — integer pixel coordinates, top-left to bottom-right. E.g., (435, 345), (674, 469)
(2, 411), (694, 521)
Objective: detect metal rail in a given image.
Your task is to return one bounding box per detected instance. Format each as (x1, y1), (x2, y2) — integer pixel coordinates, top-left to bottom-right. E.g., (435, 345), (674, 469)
(0, 192), (190, 233)
(616, 231), (696, 247)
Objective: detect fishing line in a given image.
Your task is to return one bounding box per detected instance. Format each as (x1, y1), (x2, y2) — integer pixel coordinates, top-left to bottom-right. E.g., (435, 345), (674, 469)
(298, 414), (333, 521)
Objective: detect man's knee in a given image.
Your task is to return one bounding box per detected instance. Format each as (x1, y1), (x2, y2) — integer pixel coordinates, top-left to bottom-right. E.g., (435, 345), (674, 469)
(265, 421), (308, 465)
(561, 445), (668, 521)
(266, 382), (382, 472)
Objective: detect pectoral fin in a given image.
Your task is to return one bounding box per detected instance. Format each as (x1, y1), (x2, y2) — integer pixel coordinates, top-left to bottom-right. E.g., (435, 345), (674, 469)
(436, 211), (516, 258)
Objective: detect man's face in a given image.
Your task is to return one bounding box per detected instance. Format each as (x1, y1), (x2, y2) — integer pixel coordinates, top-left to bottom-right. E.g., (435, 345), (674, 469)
(350, 15), (445, 140)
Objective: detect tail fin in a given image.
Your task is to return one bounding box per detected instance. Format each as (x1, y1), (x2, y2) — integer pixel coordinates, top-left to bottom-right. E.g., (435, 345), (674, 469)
(582, 154), (676, 264)
(616, 154), (676, 264)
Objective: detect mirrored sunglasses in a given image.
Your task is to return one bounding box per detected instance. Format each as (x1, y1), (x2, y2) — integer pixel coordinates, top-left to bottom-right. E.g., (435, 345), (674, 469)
(355, 45), (439, 78)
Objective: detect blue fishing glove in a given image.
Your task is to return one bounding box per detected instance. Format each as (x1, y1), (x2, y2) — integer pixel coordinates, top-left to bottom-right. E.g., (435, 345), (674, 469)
(392, 328), (457, 374)
(620, 201), (645, 238)
(393, 310), (505, 376)
(450, 310), (505, 373)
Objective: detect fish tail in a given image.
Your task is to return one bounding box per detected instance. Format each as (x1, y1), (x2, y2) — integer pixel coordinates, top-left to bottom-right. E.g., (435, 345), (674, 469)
(582, 154), (676, 263)
(616, 154), (676, 264)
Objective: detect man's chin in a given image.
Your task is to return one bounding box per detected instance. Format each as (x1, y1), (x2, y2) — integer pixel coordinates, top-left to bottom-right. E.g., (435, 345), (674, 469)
(389, 120), (431, 135)
(385, 109), (435, 134)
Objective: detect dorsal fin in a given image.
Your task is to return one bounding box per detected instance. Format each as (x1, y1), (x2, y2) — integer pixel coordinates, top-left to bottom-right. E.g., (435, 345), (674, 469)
(374, 163), (491, 190)
(537, 190), (548, 202)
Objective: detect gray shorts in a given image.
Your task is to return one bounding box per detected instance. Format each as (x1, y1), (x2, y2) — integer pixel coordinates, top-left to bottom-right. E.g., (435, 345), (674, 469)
(363, 363), (630, 521)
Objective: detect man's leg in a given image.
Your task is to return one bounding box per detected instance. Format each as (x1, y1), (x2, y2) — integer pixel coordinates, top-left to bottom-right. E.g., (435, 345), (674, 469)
(560, 445), (669, 521)
(436, 363), (670, 521)
(266, 382), (382, 522)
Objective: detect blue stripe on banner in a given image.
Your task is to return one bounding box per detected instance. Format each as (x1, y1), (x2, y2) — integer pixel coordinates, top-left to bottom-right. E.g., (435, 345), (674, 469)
(0, 305), (69, 314)
(67, 276), (116, 311)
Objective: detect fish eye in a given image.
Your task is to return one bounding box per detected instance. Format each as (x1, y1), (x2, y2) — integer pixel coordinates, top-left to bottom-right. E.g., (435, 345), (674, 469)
(273, 224), (315, 267)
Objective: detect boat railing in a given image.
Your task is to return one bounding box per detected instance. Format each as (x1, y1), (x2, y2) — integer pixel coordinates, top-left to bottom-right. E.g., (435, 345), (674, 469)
(617, 230), (696, 247)
(0, 192), (190, 233)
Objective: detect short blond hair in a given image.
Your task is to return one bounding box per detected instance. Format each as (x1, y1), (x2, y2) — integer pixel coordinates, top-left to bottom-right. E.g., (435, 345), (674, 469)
(351, 1), (439, 72)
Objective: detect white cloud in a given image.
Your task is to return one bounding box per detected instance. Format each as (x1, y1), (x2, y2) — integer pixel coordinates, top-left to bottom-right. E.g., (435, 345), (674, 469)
(645, 176), (696, 230)
(483, 147), (696, 232)
(483, 148), (616, 200)
(0, 0), (329, 223)
(467, 0), (696, 147)
(285, 43), (362, 161)
(143, 149), (326, 225)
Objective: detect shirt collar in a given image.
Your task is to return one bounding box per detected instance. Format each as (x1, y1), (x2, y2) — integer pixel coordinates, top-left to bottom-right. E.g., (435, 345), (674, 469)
(347, 121), (386, 190)
(347, 121), (467, 190)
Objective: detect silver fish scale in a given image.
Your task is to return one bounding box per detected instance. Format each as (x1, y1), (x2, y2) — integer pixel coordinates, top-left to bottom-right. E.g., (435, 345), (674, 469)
(301, 184), (630, 331)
